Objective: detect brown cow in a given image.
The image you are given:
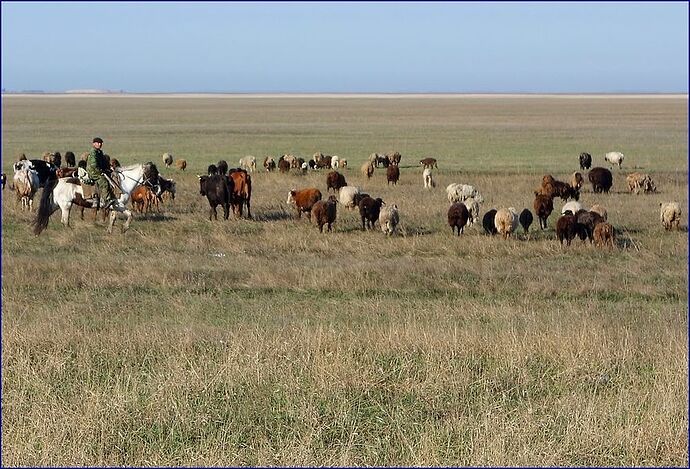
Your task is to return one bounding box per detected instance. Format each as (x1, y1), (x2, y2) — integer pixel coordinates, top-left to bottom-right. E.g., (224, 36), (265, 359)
(228, 169), (252, 218)
(287, 188), (322, 219)
(131, 185), (158, 214)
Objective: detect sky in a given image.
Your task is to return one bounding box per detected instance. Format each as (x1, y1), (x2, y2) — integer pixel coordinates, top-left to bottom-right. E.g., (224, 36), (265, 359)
(1, 1), (688, 93)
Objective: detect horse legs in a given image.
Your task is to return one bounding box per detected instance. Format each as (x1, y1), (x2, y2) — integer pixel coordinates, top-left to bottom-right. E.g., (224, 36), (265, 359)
(59, 201), (72, 228)
(121, 209), (133, 233)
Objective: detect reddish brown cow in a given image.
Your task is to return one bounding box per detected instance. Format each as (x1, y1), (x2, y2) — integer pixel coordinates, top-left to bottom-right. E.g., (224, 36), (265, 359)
(228, 169), (252, 218)
(287, 188), (322, 219)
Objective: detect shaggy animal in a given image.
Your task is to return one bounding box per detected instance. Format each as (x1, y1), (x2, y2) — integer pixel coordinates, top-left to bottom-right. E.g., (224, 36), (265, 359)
(1, 173), (5, 190)
(326, 171), (348, 192)
(579, 152), (592, 170)
(358, 196), (385, 231)
(175, 159), (187, 171)
(463, 197), (481, 225)
(604, 151), (624, 169)
(198, 174), (232, 220)
(626, 172), (657, 194)
(65, 151), (76, 167)
(593, 222), (615, 248)
(419, 157), (438, 169)
(556, 213), (578, 246)
(536, 175), (579, 201)
(588, 167), (613, 193)
(660, 202), (682, 231)
(311, 195), (338, 233)
(494, 207), (519, 239)
(533, 194), (554, 229)
(589, 204), (607, 221)
(519, 208), (533, 233)
(379, 204), (400, 236)
(423, 167), (435, 189)
(446, 183), (483, 204)
(207, 164), (219, 175)
(287, 188), (322, 219)
(361, 161), (374, 179)
(482, 209), (498, 235)
(570, 172), (584, 190)
(217, 160), (229, 176)
(575, 209), (605, 242)
(338, 186), (362, 209)
(369, 152), (387, 168)
(315, 155), (332, 169)
(228, 169), (252, 218)
(13, 167), (40, 211)
(387, 151), (402, 166)
(239, 155), (256, 173)
(162, 153), (173, 167)
(448, 202), (469, 235)
(561, 201), (583, 215)
(14, 159), (57, 188)
(386, 165), (400, 185)
(330, 155), (341, 169)
(263, 156), (276, 172)
(338, 158), (348, 169)
(43, 151), (61, 168)
(278, 156), (291, 173)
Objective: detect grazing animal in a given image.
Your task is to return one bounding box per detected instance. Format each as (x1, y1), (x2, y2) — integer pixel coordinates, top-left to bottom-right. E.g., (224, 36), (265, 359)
(369, 152), (385, 168)
(570, 172), (584, 190)
(311, 195), (338, 233)
(446, 183), (483, 204)
(217, 160), (229, 176)
(589, 204), (607, 221)
(579, 152), (592, 170)
(482, 209), (498, 235)
(556, 214), (578, 246)
(207, 164), (219, 175)
(464, 197), (481, 225)
(387, 151), (402, 166)
(626, 172), (657, 194)
(1, 173), (6, 190)
(338, 158), (348, 169)
(162, 153), (173, 167)
(448, 202), (469, 235)
(338, 186), (362, 209)
(575, 209), (605, 242)
(198, 174), (231, 221)
(660, 202), (682, 231)
(175, 159), (187, 171)
(593, 222), (615, 248)
(361, 161), (374, 179)
(419, 157), (438, 169)
(423, 167), (435, 189)
(330, 155), (341, 169)
(13, 159), (57, 188)
(358, 196), (385, 231)
(130, 185), (158, 214)
(13, 167), (40, 211)
(386, 165), (400, 185)
(278, 156), (291, 173)
(378, 204), (400, 236)
(494, 207), (519, 239)
(65, 151), (76, 167)
(287, 188), (322, 219)
(228, 169), (252, 218)
(239, 155), (256, 173)
(326, 171), (348, 192)
(604, 151), (624, 169)
(588, 167), (613, 193)
(158, 176), (176, 202)
(519, 208), (533, 233)
(263, 156), (276, 172)
(43, 151), (61, 168)
(561, 201), (584, 216)
(533, 194), (554, 230)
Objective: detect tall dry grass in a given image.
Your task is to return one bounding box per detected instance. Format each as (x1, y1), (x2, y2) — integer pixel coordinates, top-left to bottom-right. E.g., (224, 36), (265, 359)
(1, 96), (687, 466)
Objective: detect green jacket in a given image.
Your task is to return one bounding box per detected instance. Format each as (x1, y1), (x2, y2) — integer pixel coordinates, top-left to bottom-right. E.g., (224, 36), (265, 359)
(86, 147), (109, 179)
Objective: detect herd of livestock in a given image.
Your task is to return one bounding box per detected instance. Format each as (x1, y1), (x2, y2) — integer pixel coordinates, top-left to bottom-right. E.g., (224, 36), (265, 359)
(2, 149), (684, 244)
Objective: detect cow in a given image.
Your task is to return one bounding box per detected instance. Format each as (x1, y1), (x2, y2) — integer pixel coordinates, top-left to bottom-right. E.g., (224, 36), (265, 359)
(228, 169), (252, 218)
(287, 188), (322, 219)
(326, 171), (347, 192)
(198, 174), (232, 220)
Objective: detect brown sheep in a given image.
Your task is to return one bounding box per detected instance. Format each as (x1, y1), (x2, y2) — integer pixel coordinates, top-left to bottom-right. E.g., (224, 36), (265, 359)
(386, 165), (400, 185)
(312, 195), (338, 232)
(175, 159), (187, 171)
(361, 161), (374, 179)
(588, 167), (613, 193)
(448, 202), (469, 235)
(575, 210), (605, 242)
(358, 196), (385, 231)
(556, 214), (578, 246)
(593, 222), (615, 248)
(419, 157), (438, 169)
(326, 171), (347, 192)
(570, 172), (583, 190)
(533, 194), (554, 230)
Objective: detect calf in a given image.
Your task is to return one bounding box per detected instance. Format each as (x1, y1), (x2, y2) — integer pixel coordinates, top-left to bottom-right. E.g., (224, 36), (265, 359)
(287, 188), (322, 219)
(228, 169), (252, 218)
(198, 174), (232, 220)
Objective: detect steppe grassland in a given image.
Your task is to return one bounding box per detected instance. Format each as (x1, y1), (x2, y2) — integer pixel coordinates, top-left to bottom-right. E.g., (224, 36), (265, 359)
(1, 95), (688, 466)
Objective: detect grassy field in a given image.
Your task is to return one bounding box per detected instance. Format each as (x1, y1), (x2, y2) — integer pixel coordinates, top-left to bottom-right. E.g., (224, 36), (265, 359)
(1, 95), (688, 466)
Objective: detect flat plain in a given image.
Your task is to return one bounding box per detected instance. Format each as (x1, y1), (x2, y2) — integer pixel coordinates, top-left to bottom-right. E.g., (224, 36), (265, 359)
(1, 95), (688, 466)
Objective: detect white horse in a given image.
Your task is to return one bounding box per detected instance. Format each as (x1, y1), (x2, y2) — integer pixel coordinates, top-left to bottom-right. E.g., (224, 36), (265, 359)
(33, 164), (146, 235)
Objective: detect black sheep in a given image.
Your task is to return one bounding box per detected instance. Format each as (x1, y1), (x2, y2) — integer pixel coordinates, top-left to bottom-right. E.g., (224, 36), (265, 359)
(358, 196), (384, 231)
(588, 167), (613, 193)
(519, 208), (533, 233)
(448, 203), (469, 236)
(482, 209), (498, 235)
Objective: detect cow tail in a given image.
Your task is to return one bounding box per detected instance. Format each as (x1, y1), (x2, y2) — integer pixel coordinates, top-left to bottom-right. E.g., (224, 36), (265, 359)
(32, 178), (58, 236)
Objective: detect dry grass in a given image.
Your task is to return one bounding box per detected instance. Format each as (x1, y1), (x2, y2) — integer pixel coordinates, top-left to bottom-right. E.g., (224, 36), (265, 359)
(1, 95), (688, 466)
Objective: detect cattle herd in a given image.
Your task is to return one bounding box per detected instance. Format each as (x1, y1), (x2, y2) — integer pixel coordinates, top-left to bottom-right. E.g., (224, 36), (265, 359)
(2, 149), (683, 245)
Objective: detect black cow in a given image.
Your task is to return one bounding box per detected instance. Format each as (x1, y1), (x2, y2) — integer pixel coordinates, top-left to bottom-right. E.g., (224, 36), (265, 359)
(198, 174), (233, 220)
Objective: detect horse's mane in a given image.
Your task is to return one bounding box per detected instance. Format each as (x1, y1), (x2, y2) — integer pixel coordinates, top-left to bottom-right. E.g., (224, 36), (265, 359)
(116, 163), (143, 172)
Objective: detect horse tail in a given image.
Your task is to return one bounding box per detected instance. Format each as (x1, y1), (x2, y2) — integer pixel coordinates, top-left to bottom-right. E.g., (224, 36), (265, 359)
(32, 178), (58, 236)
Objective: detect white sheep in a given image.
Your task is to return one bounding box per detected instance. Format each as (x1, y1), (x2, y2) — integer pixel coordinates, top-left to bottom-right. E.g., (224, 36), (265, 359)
(239, 155), (256, 172)
(604, 151), (625, 169)
(446, 183), (483, 204)
(561, 201), (584, 215)
(331, 155), (340, 169)
(378, 204), (400, 236)
(660, 202), (682, 230)
(464, 197), (481, 225)
(423, 167), (435, 189)
(494, 207), (519, 239)
(338, 186), (362, 209)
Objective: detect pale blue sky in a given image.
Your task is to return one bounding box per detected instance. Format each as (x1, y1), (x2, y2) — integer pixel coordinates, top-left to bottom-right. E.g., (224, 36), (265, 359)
(1, 1), (688, 93)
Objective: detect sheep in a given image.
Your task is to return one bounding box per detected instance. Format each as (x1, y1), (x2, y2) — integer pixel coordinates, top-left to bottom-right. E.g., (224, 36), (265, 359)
(239, 155), (256, 173)
(448, 202), (469, 235)
(588, 167), (613, 193)
(338, 186), (362, 209)
(175, 159), (187, 171)
(379, 204), (400, 236)
(162, 152), (173, 167)
(278, 156), (290, 173)
(464, 197), (481, 226)
(419, 157), (438, 169)
(361, 161), (374, 179)
(326, 171), (348, 192)
(338, 158), (348, 169)
(65, 151), (76, 167)
(519, 208), (533, 233)
(575, 209), (605, 242)
(660, 202), (682, 231)
(556, 214), (578, 246)
(570, 172), (584, 190)
(482, 209), (498, 235)
(494, 207), (519, 239)
(579, 152), (592, 170)
(358, 196), (384, 231)
(593, 222), (615, 248)
(386, 165), (400, 185)
(626, 172), (657, 194)
(589, 204), (608, 221)
(446, 183), (483, 204)
(561, 201), (584, 216)
(387, 151), (402, 166)
(423, 167), (435, 189)
(207, 164), (218, 175)
(330, 155), (340, 169)
(604, 151), (624, 169)
(263, 156), (276, 172)
(311, 195), (338, 233)
(533, 194), (554, 230)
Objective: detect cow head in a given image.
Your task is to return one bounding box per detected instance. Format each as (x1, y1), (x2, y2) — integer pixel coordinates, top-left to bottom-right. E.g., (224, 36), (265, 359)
(197, 175), (208, 196)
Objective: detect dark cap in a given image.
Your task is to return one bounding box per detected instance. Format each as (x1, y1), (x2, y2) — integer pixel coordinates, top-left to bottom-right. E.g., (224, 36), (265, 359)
(92, 137), (103, 144)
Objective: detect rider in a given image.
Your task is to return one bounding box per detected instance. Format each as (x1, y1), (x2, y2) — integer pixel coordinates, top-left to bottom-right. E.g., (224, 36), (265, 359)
(86, 137), (117, 209)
